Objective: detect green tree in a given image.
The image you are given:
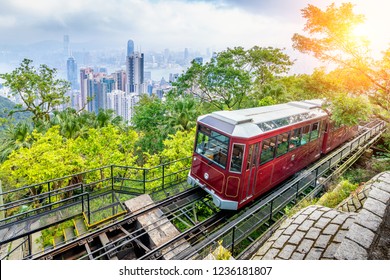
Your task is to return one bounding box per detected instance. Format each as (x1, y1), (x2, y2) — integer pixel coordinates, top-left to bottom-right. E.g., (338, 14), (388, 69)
(0, 59), (70, 125)
(176, 49), (251, 110)
(176, 47), (293, 110)
(0, 126), (84, 195)
(292, 2), (389, 122)
(325, 94), (371, 126)
(239, 46), (293, 87)
(95, 109), (124, 128)
(0, 121), (33, 162)
(0, 125), (139, 195)
(74, 125), (138, 170)
(166, 95), (199, 132)
(131, 94), (169, 156)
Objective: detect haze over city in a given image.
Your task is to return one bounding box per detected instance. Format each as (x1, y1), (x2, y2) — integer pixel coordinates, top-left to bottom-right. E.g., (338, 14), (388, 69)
(0, 0), (389, 75)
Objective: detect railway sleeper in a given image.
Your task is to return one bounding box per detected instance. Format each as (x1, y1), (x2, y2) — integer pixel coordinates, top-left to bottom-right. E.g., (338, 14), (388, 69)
(118, 225), (151, 253)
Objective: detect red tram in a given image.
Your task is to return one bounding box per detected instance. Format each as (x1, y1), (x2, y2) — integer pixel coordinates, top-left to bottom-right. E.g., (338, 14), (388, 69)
(187, 100), (357, 210)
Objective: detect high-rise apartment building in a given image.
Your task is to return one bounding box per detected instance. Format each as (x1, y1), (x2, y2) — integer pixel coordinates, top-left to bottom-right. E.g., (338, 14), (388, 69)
(80, 67), (94, 110)
(107, 90), (138, 123)
(126, 52), (144, 93)
(114, 70), (127, 92)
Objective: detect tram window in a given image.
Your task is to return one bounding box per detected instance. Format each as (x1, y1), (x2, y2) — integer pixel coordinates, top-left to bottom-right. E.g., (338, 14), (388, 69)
(260, 136), (277, 165)
(196, 125), (230, 169)
(276, 133), (289, 157)
(230, 144), (245, 173)
(310, 122), (320, 141)
(289, 128), (301, 150)
(300, 125), (311, 145)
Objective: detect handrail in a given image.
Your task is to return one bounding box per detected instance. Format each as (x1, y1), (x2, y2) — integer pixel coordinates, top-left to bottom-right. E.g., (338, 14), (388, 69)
(0, 192), (89, 226)
(1, 237), (28, 260)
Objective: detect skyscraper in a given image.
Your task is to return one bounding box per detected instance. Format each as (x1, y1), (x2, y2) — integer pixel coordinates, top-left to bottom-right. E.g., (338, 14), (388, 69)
(126, 52), (144, 93)
(127, 40), (134, 57)
(80, 67), (94, 110)
(63, 35), (70, 56)
(114, 70), (126, 92)
(67, 56), (78, 90)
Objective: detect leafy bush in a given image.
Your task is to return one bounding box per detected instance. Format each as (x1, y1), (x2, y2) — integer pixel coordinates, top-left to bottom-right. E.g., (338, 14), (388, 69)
(317, 180), (358, 208)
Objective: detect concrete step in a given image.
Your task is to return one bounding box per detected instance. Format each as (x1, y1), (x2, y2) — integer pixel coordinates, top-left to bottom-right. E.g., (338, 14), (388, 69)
(63, 227), (76, 242)
(73, 218), (87, 236)
(53, 235), (65, 248)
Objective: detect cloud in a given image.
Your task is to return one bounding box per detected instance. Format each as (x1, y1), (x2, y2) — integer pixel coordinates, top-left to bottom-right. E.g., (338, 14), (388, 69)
(0, 0), (388, 59)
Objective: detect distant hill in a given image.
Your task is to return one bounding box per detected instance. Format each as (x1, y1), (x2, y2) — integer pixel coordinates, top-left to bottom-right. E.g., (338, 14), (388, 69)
(0, 96), (32, 129)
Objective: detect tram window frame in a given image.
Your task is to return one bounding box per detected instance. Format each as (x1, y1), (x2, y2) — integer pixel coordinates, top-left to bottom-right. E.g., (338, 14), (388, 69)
(246, 145), (255, 170)
(289, 127), (301, 150)
(230, 143), (245, 173)
(195, 125), (230, 169)
(276, 132), (290, 157)
(310, 122), (320, 141)
(260, 136), (277, 165)
(300, 125), (311, 146)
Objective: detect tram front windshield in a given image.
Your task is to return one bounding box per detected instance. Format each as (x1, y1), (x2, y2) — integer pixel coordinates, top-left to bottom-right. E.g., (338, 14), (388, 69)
(195, 125), (230, 169)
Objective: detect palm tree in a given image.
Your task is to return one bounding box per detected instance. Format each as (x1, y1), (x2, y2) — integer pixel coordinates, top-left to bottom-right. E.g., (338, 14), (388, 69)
(0, 121), (32, 162)
(96, 109), (125, 129)
(167, 96), (198, 132)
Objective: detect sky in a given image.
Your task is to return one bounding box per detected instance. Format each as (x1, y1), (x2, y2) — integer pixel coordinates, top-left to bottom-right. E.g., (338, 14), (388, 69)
(0, 0), (389, 71)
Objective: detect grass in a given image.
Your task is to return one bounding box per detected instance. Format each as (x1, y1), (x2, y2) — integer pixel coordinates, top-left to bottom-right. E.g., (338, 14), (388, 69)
(284, 198), (318, 217)
(284, 149), (390, 216)
(317, 180), (359, 208)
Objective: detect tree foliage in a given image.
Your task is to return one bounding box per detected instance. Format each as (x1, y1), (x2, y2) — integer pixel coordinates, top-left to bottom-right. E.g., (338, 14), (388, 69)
(0, 125), (139, 194)
(131, 94), (200, 158)
(0, 59), (70, 125)
(325, 94), (371, 126)
(175, 46), (293, 110)
(292, 2), (390, 122)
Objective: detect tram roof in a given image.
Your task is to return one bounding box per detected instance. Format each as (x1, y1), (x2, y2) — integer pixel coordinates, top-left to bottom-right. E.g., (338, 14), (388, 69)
(198, 99), (328, 138)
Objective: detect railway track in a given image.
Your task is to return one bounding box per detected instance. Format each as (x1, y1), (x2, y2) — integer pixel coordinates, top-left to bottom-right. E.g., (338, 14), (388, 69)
(12, 119), (387, 260)
(33, 186), (204, 259)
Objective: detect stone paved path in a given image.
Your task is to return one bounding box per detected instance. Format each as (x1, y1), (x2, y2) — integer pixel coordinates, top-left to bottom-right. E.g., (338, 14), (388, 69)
(252, 171), (390, 260)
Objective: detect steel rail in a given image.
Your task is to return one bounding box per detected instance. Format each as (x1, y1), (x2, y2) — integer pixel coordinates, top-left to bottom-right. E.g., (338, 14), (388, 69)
(32, 186), (199, 259)
(77, 193), (208, 260)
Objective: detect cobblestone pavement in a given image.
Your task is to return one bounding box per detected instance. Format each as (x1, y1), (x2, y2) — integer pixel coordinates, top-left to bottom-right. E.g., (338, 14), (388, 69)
(252, 171), (390, 260)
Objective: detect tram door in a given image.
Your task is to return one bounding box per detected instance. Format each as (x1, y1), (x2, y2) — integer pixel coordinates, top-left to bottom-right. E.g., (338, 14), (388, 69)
(242, 143), (260, 203)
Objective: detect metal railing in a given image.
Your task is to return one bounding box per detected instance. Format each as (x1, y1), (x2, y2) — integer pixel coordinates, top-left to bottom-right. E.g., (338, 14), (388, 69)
(0, 157), (192, 247)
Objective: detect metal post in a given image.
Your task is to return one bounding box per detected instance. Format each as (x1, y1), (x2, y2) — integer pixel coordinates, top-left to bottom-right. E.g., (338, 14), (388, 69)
(111, 165), (114, 191)
(162, 164), (165, 189)
(143, 169), (146, 194)
(296, 182), (299, 202)
(231, 226), (236, 253)
(314, 168), (319, 187)
(28, 235), (32, 258)
(81, 191), (84, 213)
(48, 182), (51, 210)
(269, 200), (274, 223)
(87, 193), (91, 224)
(0, 181), (4, 220)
